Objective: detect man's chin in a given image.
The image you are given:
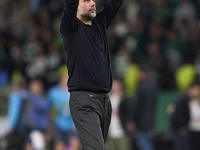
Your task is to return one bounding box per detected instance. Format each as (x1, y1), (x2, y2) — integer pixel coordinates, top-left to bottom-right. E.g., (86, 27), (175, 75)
(90, 13), (96, 19)
(81, 13), (96, 21)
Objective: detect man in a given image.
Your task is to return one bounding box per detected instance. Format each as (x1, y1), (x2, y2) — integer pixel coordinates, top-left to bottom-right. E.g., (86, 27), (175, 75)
(7, 77), (30, 150)
(47, 66), (80, 150)
(107, 79), (131, 150)
(126, 68), (158, 150)
(135, 68), (158, 150)
(170, 83), (200, 150)
(27, 79), (49, 150)
(60, 0), (123, 149)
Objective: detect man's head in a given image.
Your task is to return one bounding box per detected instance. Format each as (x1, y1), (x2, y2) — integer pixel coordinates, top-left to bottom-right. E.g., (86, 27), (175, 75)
(29, 79), (44, 96)
(138, 66), (150, 81)
(188, 83), (200, 99)
(12, 77), (27, 91)
(77, 0), (96, 24)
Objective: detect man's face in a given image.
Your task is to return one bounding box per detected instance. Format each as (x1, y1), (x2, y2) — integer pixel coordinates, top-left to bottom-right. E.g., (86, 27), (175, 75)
(30, 80), (43, 95)
(189, 85), (200, 99)
(77, 0), (96, 21)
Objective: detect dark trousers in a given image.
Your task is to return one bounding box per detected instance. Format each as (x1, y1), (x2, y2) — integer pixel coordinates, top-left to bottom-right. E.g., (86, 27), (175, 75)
(190, 131), (200, 150)
(173, 130), (190, 150)
(69, 91), (112, 150)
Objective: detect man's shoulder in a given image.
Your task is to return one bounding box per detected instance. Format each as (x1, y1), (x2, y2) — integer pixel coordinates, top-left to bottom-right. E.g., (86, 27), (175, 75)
(48, 85), (60, 94)
(49, 86), (69, 95)
(9, 91), (19, 98)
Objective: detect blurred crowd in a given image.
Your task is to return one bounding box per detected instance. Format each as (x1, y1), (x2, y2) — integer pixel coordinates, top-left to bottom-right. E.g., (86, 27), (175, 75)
(0, 0), (200, 150)
(0, 0), (200, 92)
(0, 68), (81, 150)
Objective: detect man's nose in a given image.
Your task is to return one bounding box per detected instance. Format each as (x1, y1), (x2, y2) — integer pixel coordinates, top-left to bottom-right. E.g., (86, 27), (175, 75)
(90, 0), (95, 7)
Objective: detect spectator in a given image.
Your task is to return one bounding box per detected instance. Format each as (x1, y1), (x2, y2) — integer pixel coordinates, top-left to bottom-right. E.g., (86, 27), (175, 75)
(27, 79), (50, 150)
(138, 0), (154, 24)
(183, 26), (200, 64)
(164, 29), (182, 73)
(107, 79), (131, 150)
(8, 40), (26, 72)
(112, 43), (131, 79)
(47, 66), (80, 150)
(45, 44), (62, 89)
(152, 0), (170, 27)
(125, 0), (140, 24)
(28, 79), (49, 132)
(7, 76), (31, 150)
(113, 10), (128, 38)
(128, 67), (158, 150)
(188, 90), (200, 150)
(173, 0), (197, 32)
(123, 62), (139, 98)
(144, 41), (169, 88)
(170, 82), (200, 150)
(25, 45), (47, 81)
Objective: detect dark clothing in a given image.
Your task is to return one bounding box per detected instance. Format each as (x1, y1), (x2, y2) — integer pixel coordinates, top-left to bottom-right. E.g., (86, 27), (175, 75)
(0, 131), (25, 150)
(131, 79), (158, 150)
(173, 130), (190, 150)
(171, 94), (190, 130)
(18, 93), (49, 132)
(60, 0), (123, 93)
(55, 130), (78, 145)
(171, 94), (190, 150)
(119, 98), (134, 133)
(69, 91), (112, 150)
(190, 131), (200, 150)
(133, 79), (158, 130)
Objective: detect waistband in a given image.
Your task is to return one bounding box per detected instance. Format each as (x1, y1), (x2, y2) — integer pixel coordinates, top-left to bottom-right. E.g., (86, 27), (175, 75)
(71, 91), (109, 98)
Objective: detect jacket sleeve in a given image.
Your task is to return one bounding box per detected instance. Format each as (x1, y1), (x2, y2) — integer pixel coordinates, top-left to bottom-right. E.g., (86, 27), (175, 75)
(171, 96), (190, 130)
(96, 0), (124, 29)
(8, 93), (21, 130)
(132, 86), (144, 124)
(60, 0), (79, 35)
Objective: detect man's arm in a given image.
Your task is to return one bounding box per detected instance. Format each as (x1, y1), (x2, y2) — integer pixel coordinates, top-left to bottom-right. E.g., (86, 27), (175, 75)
(8, 93), (21, 131)
(96, 0), (124, 29)
(64, 0), (79, 8)
(60, 0), (79, 35)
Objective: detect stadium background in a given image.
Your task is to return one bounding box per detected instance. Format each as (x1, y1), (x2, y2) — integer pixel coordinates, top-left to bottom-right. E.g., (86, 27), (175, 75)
(0, 0), (200, 149)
